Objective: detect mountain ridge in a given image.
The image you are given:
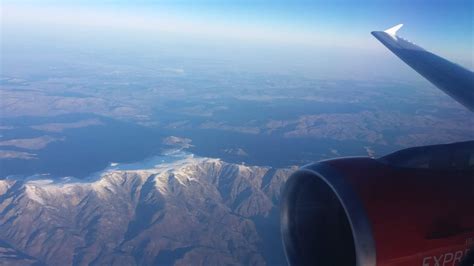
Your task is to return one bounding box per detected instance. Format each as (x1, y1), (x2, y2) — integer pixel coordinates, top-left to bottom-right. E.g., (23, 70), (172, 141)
(0, 156), (294, 265)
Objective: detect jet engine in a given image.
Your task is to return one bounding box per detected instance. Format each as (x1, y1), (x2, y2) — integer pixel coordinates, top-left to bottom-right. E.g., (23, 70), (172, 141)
(281, 141), (474, 266)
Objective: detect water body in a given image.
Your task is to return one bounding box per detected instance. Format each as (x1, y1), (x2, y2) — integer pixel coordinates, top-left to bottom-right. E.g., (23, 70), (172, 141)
(0, 114), (167, 179)
(0, 113), (393, 180)
(176, 129), (393, 167)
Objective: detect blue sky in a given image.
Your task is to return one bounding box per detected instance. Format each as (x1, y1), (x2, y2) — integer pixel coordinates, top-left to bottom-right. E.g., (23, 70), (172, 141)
(1, 0), (473, 79)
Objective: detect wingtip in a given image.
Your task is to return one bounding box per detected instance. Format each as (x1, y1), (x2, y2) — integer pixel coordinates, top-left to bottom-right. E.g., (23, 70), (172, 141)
(384, 24), (403, 36)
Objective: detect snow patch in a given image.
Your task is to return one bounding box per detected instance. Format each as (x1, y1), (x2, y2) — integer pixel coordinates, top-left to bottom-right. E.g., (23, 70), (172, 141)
(15, 150), (207, 201)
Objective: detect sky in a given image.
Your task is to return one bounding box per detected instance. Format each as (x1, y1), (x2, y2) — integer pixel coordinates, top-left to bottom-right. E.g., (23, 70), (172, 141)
(1, 0), (473, 79)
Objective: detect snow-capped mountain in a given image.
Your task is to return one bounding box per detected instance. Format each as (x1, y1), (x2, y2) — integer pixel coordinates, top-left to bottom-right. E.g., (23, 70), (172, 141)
(0, 154), (294, 265)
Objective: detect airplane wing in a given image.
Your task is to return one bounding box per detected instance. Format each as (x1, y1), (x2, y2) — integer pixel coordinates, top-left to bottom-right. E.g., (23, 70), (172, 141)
(281, 25), (474, 266)
(372, 24), (474, 112)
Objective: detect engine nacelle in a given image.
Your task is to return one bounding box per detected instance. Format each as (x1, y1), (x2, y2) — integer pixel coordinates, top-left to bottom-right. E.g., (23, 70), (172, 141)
(281, 141), (474, 266)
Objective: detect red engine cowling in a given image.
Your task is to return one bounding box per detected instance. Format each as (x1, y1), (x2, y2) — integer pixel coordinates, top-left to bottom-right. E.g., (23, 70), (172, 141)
(280, 141), (474, 266)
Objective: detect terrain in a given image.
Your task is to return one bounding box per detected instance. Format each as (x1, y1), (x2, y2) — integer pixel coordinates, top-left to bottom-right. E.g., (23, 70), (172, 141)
(0, 153), (294, 265)
(1, 29), (473, 266)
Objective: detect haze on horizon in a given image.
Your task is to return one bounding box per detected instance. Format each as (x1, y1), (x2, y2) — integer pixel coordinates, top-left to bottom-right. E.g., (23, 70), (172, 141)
(2, 0), (473, 81)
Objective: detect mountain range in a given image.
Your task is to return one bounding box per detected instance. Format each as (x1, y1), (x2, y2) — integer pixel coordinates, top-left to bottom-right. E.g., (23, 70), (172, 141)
(0, 155), (294, 265)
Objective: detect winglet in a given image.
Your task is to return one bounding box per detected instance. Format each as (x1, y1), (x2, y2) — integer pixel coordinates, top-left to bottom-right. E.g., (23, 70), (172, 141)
(384, 24), (403, 36)
(372, 24), (474, 112)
